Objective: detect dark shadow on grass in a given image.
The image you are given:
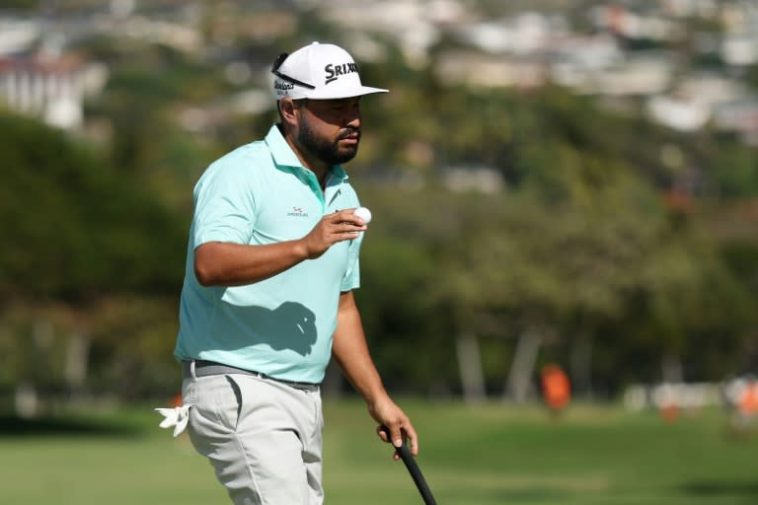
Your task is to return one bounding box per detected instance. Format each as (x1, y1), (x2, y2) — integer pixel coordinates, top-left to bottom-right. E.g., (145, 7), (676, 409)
(0, 415), (141, 438)
(681, 480), (758, 497)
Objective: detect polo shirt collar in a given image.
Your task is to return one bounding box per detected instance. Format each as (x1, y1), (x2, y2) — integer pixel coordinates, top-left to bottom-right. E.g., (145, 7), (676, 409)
(265, 124), (349, 183)
(266, 124), (301, 168)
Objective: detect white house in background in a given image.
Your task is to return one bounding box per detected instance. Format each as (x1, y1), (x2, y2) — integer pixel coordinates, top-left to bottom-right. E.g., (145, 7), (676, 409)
(677, 72), (747, 107)
(92, 15), (202, 53)
(442, 165), (505, 194)
(662, 0), (719, 18)
(455, 12), (567, 56)
(549, 33), (622, 70)
(646, 95), (710, 131)
(435, 51), (546, 89)
(721, 34), (758, 66)
(589, 4), (687, 42)
(712, 99), (758, 146)
(645, 72), (749, 132)
(548, 33), (623, 88)
(0, 17), (41, 55)
(580, 52), (675, 96)
(720, 2), (758, 65)
(0, 53), (108, 130)
(318, 0), (462, 66)
(550, 37), (676, 99)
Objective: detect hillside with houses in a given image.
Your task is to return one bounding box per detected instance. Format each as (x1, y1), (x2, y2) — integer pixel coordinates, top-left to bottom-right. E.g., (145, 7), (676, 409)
(0, 0), (756, 410)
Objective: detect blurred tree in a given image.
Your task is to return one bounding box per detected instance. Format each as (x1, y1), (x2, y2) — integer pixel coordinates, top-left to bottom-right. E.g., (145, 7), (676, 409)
(4, 9), (754, 404)
(353, 97), (752, 400)
(701, 137), (758, 198)
(0, 112), (185, 414)
(84, 40), (229, 210)
(0, 113), (184, 301)
(354, 185), (459, 396)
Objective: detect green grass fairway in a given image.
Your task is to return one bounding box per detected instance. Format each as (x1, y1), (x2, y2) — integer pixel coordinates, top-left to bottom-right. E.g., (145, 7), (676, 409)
(0, 399), (756, 504)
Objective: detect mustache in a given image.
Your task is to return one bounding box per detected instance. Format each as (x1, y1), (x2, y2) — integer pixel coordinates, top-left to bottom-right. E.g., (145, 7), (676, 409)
(337, 128), (360, 140)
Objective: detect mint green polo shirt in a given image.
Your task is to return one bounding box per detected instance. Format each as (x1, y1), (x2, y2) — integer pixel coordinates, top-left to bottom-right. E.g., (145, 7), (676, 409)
(174, 125), (364, 383)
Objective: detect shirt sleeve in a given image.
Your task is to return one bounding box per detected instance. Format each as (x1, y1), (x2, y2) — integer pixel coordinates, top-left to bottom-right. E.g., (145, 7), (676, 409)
(192, 156), (257, 246)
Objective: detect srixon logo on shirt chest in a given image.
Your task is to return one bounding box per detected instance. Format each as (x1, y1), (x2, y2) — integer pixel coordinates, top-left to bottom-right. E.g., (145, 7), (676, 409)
(324, 62), (358, 85)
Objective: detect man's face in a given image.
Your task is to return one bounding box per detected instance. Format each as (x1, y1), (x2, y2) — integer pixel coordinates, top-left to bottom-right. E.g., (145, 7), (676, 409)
(296, 97), (362, 166)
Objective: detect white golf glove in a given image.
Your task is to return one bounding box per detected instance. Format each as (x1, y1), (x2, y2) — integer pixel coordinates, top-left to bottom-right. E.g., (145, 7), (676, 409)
(155, 404), (192, 437)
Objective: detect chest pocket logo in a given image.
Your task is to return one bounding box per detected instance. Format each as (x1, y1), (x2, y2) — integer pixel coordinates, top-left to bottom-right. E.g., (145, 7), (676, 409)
(286, 206), (309, 217)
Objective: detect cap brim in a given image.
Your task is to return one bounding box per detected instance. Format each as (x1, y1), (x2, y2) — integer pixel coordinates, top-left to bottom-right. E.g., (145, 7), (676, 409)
(305, 86), (388, 100)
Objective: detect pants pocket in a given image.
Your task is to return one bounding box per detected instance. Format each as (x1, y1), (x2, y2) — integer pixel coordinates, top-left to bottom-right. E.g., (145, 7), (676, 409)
(220, 375), (243, 432)
(189, 374), (243, 434)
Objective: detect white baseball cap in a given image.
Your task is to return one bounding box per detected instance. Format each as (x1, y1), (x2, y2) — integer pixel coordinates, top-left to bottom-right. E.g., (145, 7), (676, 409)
(272, 42), (388, 100)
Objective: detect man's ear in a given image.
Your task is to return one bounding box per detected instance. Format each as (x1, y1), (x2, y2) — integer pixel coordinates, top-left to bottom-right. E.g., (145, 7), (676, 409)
(279, 98), (300, 127)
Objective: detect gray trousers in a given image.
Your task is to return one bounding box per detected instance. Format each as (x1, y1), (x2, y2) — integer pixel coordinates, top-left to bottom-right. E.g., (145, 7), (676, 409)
(182, 363), (324, 505)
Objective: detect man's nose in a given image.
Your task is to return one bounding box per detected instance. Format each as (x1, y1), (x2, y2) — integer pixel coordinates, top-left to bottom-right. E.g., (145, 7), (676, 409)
(344, 110), (361, 128)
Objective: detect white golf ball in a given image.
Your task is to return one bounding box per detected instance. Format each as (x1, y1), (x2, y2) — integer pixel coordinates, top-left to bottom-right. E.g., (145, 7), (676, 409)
(354, 207), (372, 224)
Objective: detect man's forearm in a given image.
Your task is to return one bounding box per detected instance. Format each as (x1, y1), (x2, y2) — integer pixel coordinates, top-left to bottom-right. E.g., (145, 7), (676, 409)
(194, 240), (308, 287)
(331, 291), (388, 404)
(194, 210), (367, 287)
(332, 291), (419, 454)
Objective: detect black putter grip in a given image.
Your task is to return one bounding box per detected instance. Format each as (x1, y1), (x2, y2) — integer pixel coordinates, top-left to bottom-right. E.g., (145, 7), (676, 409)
(381, 427), (437, 505)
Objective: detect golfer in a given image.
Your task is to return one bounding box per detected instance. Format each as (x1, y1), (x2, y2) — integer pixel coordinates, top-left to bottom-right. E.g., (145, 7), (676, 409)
(172, 42), (418, 504)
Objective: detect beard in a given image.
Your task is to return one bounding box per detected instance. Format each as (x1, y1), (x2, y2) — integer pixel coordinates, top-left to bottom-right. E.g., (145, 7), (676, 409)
(298, 117), (359, 166)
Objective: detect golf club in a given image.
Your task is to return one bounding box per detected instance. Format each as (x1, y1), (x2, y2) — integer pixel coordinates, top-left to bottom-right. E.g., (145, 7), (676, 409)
(381, 426), (437, 505)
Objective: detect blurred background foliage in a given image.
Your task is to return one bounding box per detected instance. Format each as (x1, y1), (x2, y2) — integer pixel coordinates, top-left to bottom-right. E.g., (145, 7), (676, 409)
(0, 1), (756, 415)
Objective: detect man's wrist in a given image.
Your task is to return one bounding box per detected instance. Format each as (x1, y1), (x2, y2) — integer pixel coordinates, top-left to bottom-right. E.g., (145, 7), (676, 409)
(364, 387), (391, 409)
(291, 239), (310, 261)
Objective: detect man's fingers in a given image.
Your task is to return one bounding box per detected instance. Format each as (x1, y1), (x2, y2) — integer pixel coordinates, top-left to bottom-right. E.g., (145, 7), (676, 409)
(322, 211), (366, 231)
(405, 425), (419, 456)
(389, 426), (403, 448)
(378, 424), (405, 449)
(377, 425), (393, 444)
(335, 222), (366, 233)
(378, 425), (402, 460)
(328, 209), (368, 226)
(394, 423), (419, 456)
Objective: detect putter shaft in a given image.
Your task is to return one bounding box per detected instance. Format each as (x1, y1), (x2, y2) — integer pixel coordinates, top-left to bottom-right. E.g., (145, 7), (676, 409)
(382, 427), (437, 505)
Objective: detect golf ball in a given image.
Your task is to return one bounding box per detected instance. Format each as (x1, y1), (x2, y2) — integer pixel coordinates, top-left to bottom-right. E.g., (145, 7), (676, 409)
(354, 207), (372, 224)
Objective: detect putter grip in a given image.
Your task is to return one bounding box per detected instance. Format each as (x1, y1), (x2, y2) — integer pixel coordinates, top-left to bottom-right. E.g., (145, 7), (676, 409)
(382, 427), (437, 505)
